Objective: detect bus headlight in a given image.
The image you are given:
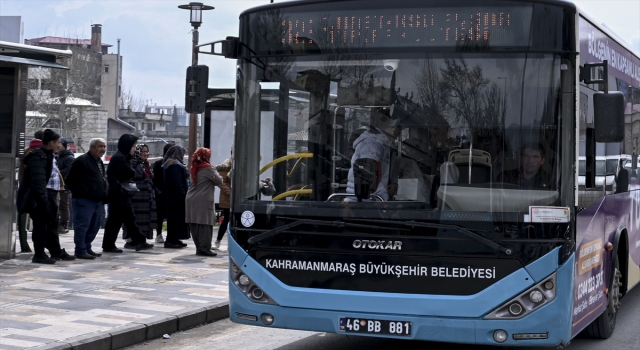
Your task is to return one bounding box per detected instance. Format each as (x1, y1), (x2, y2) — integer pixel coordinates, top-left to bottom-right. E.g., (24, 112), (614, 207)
(230, 260), (278, 305)
(529, 290), (544, 303)
(261, 313), (275, 325)
(238, 274), (250, 286)
(508, 303), (523, 316)
(485, 273), (556, 320)
(493, 330), (508, 343)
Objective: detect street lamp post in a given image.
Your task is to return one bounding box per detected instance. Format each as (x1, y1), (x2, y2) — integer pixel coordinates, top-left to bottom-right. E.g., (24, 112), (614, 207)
(178, 2), (214, 161)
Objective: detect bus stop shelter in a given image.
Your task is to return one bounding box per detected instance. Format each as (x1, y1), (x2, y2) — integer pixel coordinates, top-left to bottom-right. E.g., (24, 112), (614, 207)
(0, 40), (71, 259)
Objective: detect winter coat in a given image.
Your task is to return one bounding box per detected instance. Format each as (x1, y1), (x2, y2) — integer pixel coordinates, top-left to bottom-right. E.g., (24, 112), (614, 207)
(124, 159), (157, 239)
(65, 152), (107, 202)
(164, 160), (190, 240)
(106, 134), (138, 207)
(17, 139), (43, 183)
(185, 166), (223, 226)
(57, 149), (75, 179)
(16, 147), (54, 215)
(346, 128), (393, 200)
(215, 159), (232, 209)
(152, 159), (164, 194)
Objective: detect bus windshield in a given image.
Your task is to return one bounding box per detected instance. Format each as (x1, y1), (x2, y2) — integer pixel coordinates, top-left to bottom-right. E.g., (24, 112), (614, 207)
(234, 52), (567, 217)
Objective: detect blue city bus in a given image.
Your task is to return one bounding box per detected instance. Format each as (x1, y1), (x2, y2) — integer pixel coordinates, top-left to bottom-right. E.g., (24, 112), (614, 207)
(215, 0), (640, 346)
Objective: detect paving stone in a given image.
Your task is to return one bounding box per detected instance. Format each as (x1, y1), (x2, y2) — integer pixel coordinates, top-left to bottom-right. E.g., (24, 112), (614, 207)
(0, 229), (230, 349)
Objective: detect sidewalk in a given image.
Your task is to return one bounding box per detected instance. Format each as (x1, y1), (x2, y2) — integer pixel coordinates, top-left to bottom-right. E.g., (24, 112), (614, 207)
(0, 228), (230, 350)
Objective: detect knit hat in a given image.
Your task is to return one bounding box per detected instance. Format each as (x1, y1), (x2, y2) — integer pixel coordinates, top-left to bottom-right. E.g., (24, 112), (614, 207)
(42, 129), (60, 144)
(60, 138), (68, 149)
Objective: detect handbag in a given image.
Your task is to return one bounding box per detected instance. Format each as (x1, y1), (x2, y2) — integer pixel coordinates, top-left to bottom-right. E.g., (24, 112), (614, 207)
(120, 181), (140, 193)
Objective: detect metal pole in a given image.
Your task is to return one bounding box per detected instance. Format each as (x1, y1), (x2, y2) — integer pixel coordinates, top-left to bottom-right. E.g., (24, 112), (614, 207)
(115, 38), (120, 119)
(188, 28), (199, 163)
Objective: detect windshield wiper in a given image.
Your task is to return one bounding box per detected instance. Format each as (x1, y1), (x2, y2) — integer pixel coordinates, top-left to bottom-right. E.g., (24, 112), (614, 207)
(344, 218), (512, 255)
(246, 217), (408, 244)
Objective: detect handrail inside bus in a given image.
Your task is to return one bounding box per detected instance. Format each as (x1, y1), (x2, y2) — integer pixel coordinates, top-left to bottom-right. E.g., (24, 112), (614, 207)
(272, 189), (313, 201)
(260, 153), (313, 175)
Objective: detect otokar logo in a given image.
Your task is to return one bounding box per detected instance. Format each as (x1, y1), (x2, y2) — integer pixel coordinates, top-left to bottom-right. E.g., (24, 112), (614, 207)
(353, 239), (402, 250)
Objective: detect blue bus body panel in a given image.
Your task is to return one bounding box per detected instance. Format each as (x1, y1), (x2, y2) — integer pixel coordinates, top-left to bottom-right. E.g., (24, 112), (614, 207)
(525, 247), (560, 282)
(230, 235), (536, 317)
(229, 252), (575, 346)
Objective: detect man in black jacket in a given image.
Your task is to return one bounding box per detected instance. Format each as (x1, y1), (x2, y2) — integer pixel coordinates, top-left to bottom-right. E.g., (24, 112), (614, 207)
(102, 134), (154, 252)
(66, 138), (108, 259)
(57, 138), (75, 233)
(17, 129), (75, 264)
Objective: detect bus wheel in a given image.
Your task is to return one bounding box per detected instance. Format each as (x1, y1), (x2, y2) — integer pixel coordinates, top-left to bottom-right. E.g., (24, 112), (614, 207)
(585, 256), (622, 339)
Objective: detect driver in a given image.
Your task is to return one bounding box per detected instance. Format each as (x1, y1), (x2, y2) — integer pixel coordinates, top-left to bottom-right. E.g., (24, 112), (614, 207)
(498, 142), (552, 189)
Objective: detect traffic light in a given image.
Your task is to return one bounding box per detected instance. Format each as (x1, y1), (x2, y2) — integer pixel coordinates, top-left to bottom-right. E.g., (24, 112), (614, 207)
(185, 65), (209, 113)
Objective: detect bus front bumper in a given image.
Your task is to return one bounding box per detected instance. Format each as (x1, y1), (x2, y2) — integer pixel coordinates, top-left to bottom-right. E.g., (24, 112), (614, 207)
(230, 277), (573, 347)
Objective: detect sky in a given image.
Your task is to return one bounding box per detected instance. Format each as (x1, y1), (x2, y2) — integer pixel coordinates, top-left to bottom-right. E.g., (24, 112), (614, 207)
(1, 0), (639, 107)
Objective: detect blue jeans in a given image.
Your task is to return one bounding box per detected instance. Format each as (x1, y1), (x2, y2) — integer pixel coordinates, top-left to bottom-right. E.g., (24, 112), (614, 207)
(73, 198), (103, 255)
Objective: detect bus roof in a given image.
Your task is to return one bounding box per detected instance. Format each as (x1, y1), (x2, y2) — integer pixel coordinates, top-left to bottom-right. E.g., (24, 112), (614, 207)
(240, 0), (579, 17)
(575, 5), (640, 59)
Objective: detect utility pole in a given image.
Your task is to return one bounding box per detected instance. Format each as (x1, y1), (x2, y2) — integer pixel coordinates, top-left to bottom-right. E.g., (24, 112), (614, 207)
(179, 2), (213, 162)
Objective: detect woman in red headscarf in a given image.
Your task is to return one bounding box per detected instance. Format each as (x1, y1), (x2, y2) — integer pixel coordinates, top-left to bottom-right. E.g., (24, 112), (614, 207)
(185, 147), (223, 256)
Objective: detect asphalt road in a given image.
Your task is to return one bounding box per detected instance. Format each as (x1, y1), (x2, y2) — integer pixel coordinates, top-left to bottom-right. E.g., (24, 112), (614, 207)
(127, 284), (640, 350)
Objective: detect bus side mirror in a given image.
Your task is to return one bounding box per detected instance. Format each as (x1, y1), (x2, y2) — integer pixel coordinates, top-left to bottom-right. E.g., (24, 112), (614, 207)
(353, 158), (379, 202)
(594, 91), (625, 143)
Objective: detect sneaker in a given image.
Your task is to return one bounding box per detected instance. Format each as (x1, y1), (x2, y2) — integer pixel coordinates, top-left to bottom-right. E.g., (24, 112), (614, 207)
(52, 249), (76, 261)
(213, 240), (221, 250)
(123, 242), (136, 249)
(32, 254), (55, 264)
(178, 240), (188, 247)
(57, 224), (69, 234)
(135, 242), (154, 251)
(75, 252), (96, 260)
(125, 238), (132, 243)
(155, 234), (165, 244)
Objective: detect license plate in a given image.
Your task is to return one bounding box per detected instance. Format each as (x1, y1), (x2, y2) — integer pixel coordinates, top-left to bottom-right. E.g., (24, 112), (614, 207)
(339, 317), (411, 336)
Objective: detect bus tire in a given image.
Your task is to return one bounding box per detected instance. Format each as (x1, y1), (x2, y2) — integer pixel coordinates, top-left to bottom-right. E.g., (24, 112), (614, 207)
(584, 255), (622, 339)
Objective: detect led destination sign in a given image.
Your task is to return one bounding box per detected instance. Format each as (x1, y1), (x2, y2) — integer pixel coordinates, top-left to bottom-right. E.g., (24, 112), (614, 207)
(250, 6), (534, 53)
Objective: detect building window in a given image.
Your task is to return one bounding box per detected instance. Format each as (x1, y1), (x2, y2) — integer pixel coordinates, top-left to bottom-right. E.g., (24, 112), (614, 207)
(152, 123), (156, 131)
(104, 65), (109, 73)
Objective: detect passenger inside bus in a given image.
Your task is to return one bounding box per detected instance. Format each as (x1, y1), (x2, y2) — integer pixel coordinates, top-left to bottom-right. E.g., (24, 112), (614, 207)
(496, 142), (552, 189)
(346, 109), (401, 201)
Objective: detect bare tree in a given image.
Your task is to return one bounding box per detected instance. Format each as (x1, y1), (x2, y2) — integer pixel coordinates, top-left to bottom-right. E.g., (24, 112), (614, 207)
(121, 82), (147, 112)
(26, 42), (103, 149)
(439, 58), (490, 132)
(415, 59), (449, 127)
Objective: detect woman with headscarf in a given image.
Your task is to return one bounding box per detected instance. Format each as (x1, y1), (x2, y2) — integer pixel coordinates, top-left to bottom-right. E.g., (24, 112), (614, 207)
(214, 147), (232, 250)
(162, 145), (190, 248)
(123, 144), (157, 248)
(186, 147), (223, 256)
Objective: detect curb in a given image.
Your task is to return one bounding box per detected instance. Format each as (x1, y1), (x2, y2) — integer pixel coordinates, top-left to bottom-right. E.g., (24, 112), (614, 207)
(30, 302), (230, 350)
